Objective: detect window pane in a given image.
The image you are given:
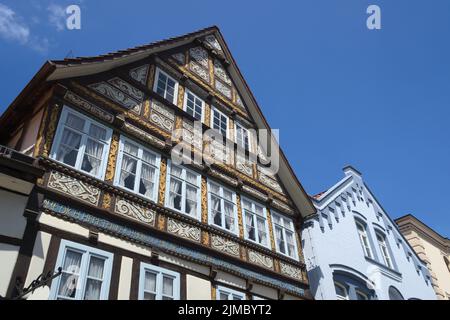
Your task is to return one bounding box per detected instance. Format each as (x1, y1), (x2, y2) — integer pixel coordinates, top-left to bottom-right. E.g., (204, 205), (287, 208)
(171, 165), (182, 178)
(89, 124), (106, 140)
(66, 113), (85, 131)
(56, 129), (82, 166)
(186, 171), (198, 185)
(144, 292), (156, 300)
(162, 276), (174, 297)
(58, 250), (83, 299)
(82, 139), (104, 176)
(84, 279), (102, 300)
(144, 272), (157, 293)
(124, 141), (139, 156)
(87, 256), (105, 279)
(140, 164), (155, 198)
(142, 150), (156, 165)
(219, 293), (229, 300)
(120, 155), (137, 190)
(169, 178), (182, 210)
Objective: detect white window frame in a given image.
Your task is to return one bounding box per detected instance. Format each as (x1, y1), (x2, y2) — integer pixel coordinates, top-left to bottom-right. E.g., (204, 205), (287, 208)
(334, 281), (349, 300)
(216, 285), (246, 300)
(356, 289), (369, 300)
(183, 89), (205, 122)
(138, 263), (180, 300)
(113, 136), (161, 202)
(241, 196), (271, 249)
(153, 67), (179, 105)
(50, 106), (112, 180)
(49, 240), (113, 300)
(234, 121), (252, 152)
(210, 106), (229, 139)
(271, 211), (299, 261)
(207, 180), (238, 235)
(165, 160), (202, 220)
(356, 220), (373, 259)
(376, 232), (393, 269)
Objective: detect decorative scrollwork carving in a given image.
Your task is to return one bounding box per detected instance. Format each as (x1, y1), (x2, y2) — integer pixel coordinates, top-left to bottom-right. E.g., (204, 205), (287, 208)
(279, 262), (303, 281)
(105, 133), (120, 182)
(211, 235), (240, 257)
(114, 198), (155, 225)
(248, 250), (274, 270)
(130, 65), (149, 85)
(43, 105), (60, 157)
(167, 218), (201, 243)
(64, 91), (114, 123)
(150, 100), (175, 132)
(47, 171), (100, 206)
(158, 158), (167, 206)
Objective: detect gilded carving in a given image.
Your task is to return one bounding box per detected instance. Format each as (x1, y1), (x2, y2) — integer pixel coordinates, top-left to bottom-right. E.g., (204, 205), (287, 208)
(210, 235), (240, 257)
(236, 194), (245, 238)
(201, 177), (208, 224)
(167, 218), (201, 243)
(177, 85), (185, 109)
(34, 106), (49, 157)
(248, 250), (274, 270)
(47, 171), (101, 206)
(43, 104), (60, 157)
(115, 198), (155, 225)
(105, 132), (120, 182)
(157, 214), (166, 231)
(102, 193), (112, 209)
(147, 65), (155, 91)
(266, 207), (277, 252)
(143, 100), (151, 118)
(201, 231), (210, 246)
(158, 158), (167, 206)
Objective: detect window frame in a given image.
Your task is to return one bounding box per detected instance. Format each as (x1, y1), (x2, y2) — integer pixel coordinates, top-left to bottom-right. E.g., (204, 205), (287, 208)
(355, 220), (373, 259)
(271, 211), (299, 261)
(356, 289), (369, 300)
(153, 67), (179, 105)
(334, 281), (349, 300)
(183, 89), (205, 122)
(241, 196), (271, 249)
(216, 285), (246, 300)
(376, 232), (393, 269)
(49, 240), (113, 300)
(113, 136), (161, 202)
(164, 160), (202, 221)
(210, 106), (229, 139)
(207, 179), (239, 235)
(234, 121), (252, 152)
(50, 106), (112, 180)
(138, 263), (180, 300)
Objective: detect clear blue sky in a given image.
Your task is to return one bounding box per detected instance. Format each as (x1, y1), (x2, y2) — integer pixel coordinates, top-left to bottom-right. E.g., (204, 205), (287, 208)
(1, 0), (449, 237)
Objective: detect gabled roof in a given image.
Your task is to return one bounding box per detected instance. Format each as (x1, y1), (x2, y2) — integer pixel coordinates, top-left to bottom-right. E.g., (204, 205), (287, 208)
(0, 26), (316, 218)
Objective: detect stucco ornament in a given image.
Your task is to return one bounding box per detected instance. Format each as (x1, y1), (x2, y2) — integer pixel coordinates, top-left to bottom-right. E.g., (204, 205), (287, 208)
(167, 218), (201, 243)
(47, 171), (100, 206)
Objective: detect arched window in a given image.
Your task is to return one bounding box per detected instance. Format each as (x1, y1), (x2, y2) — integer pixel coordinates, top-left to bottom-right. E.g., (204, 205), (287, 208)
(444, 256), (450, 273)
(388, 286), (404, 300)
(334, 282), (349, 300)
(355, 220), (372, 258)
(376, 232), (393, 269)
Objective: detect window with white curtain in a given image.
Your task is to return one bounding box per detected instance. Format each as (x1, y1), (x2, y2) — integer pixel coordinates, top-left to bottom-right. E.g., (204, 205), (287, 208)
(51, 107), (112, 179)
(376, 232), (393, 269)
(355, 220), (373, 259)
(217, 286), (246, 300)
(165, 162), (201, 219)
(153, 68), (178, 104)
(334, 282), (349, 300)
(184, 89), (204, 121)
(114, 137), (160, 202)
(242, 197), (269, 248)
(138, 263), (180, 300)
(50, 240), (113, 300)
(207, 180), (238, 234)
(272, 212), (299, 260)
(235, 121), (251, 152)
(211, 107), (229, 138)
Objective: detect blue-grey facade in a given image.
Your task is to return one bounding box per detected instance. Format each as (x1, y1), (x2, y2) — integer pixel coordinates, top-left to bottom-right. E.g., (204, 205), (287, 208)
(302, 166), (436, 300)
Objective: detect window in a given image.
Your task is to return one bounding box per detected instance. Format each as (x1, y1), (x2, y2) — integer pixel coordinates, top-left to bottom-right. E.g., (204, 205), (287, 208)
(211, 107), (229, 138)
(444, 256), (450, 273)
(184, 90), (204, 121)
(356, 221), (372, 258)
(356, 290), (369, 300)
(50, 240), (113, 300)
(114, 138), (160, 202)
(51, 107), (112, 179)
(242, 197), (269, 248)
(376, 232), (393, 269)
(272, 212), (299, 260)
(334, 282), (349, 300)
(208, 180), (238, 234)
(388, 286), (404, 300)
(138, 263), (180, 300)
(154, 68), (178, 104)
(217, 286), (246, 300)
(235, 121), (251, 152)
(165, 162), (201, 219)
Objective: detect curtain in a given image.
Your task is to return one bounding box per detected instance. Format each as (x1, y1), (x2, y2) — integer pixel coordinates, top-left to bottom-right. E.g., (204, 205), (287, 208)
(275, 226), (284, 253)
(211, 195), (222, 226)
(57, 129), (81, 166)
(58, 250), (82, 298)
(285, 231), (295, 256)
(162, 276), (174, 298)
(257, 218), (267, 245)
(185, 185), (197, 216)
(224, 202), (234, 231)
(84, 256), (105, 300)
(144, 272), (157, 300)
(169, 178), (181, 210)
(245, 212), (254, 240)
(82, 139), (104, 176)
(120, 155), (137, 189)
(140, 164), (155, 197)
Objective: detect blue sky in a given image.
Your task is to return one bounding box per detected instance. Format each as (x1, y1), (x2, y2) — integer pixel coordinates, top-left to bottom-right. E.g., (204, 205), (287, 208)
(0, 0), (449, 237)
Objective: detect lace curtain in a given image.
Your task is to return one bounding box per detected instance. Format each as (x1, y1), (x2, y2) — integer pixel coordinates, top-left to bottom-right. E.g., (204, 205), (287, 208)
(224, 202), (234, 231)
(58, 250), (82, 298)
(169, 178), (182, 210)
(57, 129), (81, 166)
(82, 139), (104, 176)
(120, 155), (136, 189)
(211, 195), (221, 225)
(84, 256), (105, 300)
(185, 186), (197, 216)
(275, 226), (284, 253)
(257, 218), (267, 245)
(245, 212), (254, 240)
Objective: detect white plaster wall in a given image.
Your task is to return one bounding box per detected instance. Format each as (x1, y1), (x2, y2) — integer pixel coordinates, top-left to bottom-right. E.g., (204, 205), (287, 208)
(20, 108), (44, 155)
(0, 189), (28, 239)
(215, 270), (246, 290)
(117, 256), (133, 300)
(186, 275), (211, 300)
(24, 231), (52, 288)
(251, 283), (278, 300)
(0, 244), (19, 297)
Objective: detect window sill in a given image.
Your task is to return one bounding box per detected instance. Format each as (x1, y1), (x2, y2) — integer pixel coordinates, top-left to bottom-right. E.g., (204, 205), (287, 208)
(364, 256), (402, 280)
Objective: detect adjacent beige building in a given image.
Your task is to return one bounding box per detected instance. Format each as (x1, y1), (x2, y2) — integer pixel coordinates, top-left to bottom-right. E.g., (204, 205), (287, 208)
(396, 215), (450, 300)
